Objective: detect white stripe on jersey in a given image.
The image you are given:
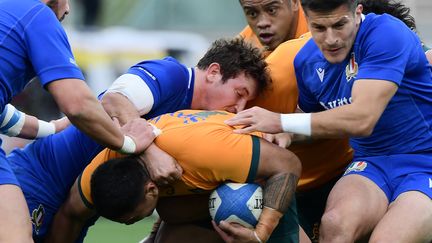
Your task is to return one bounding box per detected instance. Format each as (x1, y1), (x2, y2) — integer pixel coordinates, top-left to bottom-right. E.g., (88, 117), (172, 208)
(105, 73), (154, 116)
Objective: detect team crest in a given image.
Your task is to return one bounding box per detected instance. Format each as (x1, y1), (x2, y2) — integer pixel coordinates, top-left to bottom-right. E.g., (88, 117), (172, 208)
(31, 204), (45, 235)
(345, 52), (358, 82)
(344, 161), (367, 175)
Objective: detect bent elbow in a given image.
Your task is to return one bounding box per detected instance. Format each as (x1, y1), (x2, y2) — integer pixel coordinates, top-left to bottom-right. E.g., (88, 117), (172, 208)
(285, 152), (302, 179)
(61, 104), (86, 121)
(351, 120), (375, 137)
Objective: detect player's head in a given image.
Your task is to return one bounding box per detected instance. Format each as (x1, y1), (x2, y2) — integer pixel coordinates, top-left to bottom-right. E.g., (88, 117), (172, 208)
(44, 0), (70, 22)
(360, 0), (416, 32)
(239, 0), (301, 51)
(196, 38), (271, 113)
(301, 0), (362, 63)
(91, 156), (158, 225)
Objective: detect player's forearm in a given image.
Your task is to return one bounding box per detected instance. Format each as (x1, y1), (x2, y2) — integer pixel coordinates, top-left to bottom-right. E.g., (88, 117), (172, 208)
(64, 96), (124, 149)
(256, 172), (299, 242)
(263, 173), (298, 213)
(311, 104), (377, 138)
(48, 79), (124, 150)
(0, 104), (57, 139)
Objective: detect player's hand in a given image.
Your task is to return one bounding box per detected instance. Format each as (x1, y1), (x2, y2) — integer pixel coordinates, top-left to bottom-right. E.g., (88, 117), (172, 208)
(212, 221), (260, 243)
(120, 118), (157, 153)
(263, 132), (293, 148)
(50, 116), (70, 133)
(139, 144), (183, 185)
(225, 107), (282, 134)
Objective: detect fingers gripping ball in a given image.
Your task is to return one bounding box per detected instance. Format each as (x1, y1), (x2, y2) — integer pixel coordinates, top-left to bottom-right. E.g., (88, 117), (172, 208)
(209, 183), (263, 228)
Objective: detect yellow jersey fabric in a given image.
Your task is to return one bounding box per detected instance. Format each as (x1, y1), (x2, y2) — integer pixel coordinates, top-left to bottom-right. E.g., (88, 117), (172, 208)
(79, 110), (262, 205)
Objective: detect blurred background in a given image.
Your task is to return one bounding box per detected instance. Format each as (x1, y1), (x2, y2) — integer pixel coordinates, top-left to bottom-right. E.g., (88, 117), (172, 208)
(4, 0), (432, 242)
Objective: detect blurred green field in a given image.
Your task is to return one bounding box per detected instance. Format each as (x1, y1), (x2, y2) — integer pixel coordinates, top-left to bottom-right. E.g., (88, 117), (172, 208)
(84, 215), (157, 243)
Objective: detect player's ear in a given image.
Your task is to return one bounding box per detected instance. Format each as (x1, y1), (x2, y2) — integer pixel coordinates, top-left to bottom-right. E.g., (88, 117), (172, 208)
(290, 0), (299, 11)
(145, 182), (158, 198)
(206, 63), (222, 84)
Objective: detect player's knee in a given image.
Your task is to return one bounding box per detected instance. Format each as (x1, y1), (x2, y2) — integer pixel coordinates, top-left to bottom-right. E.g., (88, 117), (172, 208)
(320, 209), (354, 242)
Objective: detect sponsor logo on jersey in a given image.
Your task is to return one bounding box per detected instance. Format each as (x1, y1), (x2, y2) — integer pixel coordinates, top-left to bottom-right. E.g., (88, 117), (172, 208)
(429, 178), (432, 189)
(31, 204), (45, 235)
(316, 68), (325, 82)
(150, 110), (228, 124)
(344, 161), (367, 175)
(69, 57), (77, 66)
(320, 96), (352, 110)
(345, 52), (358, 82)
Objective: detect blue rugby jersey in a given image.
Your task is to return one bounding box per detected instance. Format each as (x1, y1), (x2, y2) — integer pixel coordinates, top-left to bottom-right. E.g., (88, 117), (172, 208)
(0, 0), (83, 109)
(127, 57), (195, 118)
(295, 13), (432, 157)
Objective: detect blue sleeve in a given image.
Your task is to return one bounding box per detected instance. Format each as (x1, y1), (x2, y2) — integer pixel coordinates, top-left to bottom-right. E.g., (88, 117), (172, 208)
(127, 57), (189, 109)
(24, 7), (84, 87)
(357, 17), (415, 86)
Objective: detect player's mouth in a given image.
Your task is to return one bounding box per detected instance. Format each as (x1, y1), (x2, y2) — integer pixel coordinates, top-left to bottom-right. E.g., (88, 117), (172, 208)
(325, 47), (343, 56)
(258, 33), (275, 46)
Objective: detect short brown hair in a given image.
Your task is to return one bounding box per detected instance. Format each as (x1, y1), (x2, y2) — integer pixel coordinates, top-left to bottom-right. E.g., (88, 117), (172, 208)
(197, 38), (271, 96)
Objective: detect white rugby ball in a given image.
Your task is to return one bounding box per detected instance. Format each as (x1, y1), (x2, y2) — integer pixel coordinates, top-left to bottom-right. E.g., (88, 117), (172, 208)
(209, 182), (263, 228)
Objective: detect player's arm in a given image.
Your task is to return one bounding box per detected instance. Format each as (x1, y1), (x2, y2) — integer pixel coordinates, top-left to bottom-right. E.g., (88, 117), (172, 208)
(101, 92), (140, 126)
(0, 104), (69, 139)
(47, 78), (150, 154)
(101, 76), (182, 184)
(309, 79), (397, 137)
(225, 79), (397, 138)
(44, 180), (96, 243)
(215, 139), (301, 242)
(426, 49), (432, 64)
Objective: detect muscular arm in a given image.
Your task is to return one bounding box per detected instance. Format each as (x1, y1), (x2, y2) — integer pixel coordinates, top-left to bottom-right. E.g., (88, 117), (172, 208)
(44, 180), (96, 243)
(226, 79), (398, 139)
(216, 138), (301, 242)
(101, 90), (182, 185)
(47, 79), (125, 150)
(254, 139), (301, 241)
(312, 79), (397, 137)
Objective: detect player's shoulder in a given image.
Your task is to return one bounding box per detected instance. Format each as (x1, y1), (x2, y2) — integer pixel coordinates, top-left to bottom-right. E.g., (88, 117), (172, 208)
(294, 36), (323, 69)
(1, 0), (56, 25)
(360, 13), (411, 38)
(131, 56), (187, 74)
(273, 32), (312, 56)
(1, 0), (43, 12)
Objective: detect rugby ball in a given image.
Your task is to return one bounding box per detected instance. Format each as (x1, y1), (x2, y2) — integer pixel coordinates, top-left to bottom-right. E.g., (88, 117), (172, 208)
(209, 183), (263, 228)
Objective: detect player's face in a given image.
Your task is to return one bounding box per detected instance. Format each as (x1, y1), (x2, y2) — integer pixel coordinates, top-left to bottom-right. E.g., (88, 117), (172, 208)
(205, 72), (258, 113)
(241, 0), (299, 51)
(306, 4), (363, 63)
(45, 0), (70, 22)
(116, 186), (158, 225)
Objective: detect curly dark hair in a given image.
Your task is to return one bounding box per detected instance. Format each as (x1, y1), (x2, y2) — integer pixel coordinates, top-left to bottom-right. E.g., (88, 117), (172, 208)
(360, 0), (417, 31)
(90, 156), (150, 221)
(301, 0), (359, 13)
(197, 38), (271, 95)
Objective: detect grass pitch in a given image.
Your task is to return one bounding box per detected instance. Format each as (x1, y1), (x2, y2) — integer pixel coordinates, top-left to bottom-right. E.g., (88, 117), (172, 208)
(84, 215), (157, 243)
